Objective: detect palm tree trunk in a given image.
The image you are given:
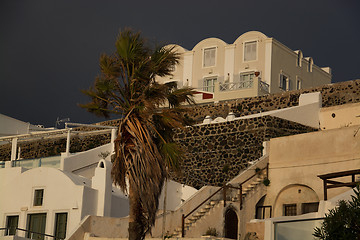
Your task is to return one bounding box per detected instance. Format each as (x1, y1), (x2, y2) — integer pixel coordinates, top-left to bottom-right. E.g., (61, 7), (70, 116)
(128, 183), (145, 240)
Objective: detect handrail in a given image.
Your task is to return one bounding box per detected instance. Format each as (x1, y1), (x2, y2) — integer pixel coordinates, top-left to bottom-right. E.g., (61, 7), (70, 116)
(181, 163), (269, 237)
(0, 227), (64, 239)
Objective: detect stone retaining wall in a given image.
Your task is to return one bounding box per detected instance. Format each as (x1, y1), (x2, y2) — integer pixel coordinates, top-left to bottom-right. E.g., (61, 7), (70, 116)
(188, 79), (360, 122)
(171, 116), (315, 189)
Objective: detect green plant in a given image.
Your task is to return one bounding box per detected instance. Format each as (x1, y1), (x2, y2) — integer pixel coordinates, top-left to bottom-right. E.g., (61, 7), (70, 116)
(263, 178), (270, 186)
(255, 167), (261, 174)
(204, 227), (218, 237)
(313, 184), (360, 240)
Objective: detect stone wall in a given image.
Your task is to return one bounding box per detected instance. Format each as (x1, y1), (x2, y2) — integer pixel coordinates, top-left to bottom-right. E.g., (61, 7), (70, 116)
(0, 133), (111, 161)
(188, 79), (360, 122)
(171, 116), (315, 189)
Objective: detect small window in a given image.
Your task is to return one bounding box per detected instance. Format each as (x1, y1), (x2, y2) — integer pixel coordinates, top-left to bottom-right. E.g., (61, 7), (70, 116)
(203, 47), (216, 67)
(203, 77), (217, 92)
(244, 41), (257, 61)
(296, 78), (302, 90)
(302, 202), (319, 214)
(308, 58), (313, 72)
(284, 204), (297, 216)
(279, 74), (289, 91)
(6, 215), (19, 235)
(297, 51), (303, 67)
(54, 213), (68, 239)
(34, 189), (44, 206)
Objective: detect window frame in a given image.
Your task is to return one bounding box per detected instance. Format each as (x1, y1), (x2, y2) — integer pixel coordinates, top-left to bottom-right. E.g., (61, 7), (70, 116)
(243, 40), (258, 62)
(54, 212), (68, 240)
(296, 51), (303, 67)
(301, 202), (319, 214)
(283, 203), (297, 216)
(27, 213), (47, 240)
(308, 58), (313, 72)
(296, 76), (302, 90)
(33, 188), (44, 207)
(6, 215), (19, 236)
(279, 73), (290, 91)
(239, 71), (255, 82)
(202, 76), (217, 92)
(202, 46), (217, 68)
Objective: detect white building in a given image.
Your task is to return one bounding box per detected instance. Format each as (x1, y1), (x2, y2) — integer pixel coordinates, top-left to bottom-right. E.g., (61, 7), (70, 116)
(0, 125), (197, 240)
(156, 31), (332, 103)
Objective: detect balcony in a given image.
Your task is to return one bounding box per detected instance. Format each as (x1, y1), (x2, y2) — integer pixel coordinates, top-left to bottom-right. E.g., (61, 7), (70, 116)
(194, 76), (270, 103)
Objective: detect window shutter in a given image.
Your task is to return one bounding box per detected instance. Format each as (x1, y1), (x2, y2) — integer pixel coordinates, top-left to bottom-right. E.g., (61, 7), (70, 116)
(198, 78), (204, 89)
(279, 74), (283, 88)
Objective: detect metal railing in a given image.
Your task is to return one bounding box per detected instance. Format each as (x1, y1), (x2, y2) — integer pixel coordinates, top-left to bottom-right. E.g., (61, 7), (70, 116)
(0, 227), (64, 239)
(259, 81), (270, 93)
(219, 80), (253, 91)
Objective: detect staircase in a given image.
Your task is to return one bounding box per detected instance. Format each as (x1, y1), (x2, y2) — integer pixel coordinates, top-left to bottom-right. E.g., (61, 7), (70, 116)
(172, 200), (222, 236)
(171, 160), (269, 237)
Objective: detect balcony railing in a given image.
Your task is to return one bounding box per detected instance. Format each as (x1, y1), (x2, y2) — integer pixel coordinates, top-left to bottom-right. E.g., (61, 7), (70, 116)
(259, 80), (270, 93)
(219, 80), (253, 91)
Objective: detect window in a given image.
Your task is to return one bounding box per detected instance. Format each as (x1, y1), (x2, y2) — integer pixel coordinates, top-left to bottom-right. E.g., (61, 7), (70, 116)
(34, 189), (44, 206)
(308, 58), (313, 72)
(54, 213), (68, 239)
(203, 47), (216, 67)
(27, 213), (46, 240)
(296, 78), (302, 90)
(240, 72), (255, 82)
(6, 215), (19, 236)
(297, 51), (303, 67)
(302, 202), (319, 214)
(283, 204), (297, 216)
(279, 74), (289, 91)
(244, 41), (257, 61)
(203, 77), (217, 92)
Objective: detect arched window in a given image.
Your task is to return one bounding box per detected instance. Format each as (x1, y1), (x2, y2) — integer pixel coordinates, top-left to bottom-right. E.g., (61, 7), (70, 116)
(308, 58), (313, 72)
(297, 51), (303, 67)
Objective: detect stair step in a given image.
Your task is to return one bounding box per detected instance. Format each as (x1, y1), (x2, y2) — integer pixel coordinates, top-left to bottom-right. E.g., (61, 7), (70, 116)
(204, 203), (212, 209)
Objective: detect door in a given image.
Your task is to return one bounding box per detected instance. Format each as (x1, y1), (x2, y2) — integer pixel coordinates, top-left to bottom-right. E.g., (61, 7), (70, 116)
(225, 208), (238, 239)
(6, 215), (19, 235)
(54, 213), (67, 239)
(27, 213), (46, 240)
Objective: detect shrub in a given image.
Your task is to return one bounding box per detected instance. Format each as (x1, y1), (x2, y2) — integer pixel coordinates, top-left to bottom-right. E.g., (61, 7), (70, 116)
(204, 227), (218, 237)
(313, 185), (360, 240)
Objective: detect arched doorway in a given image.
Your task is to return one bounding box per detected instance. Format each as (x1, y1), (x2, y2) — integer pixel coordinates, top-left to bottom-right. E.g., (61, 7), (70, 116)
(224, 208), (238, 239)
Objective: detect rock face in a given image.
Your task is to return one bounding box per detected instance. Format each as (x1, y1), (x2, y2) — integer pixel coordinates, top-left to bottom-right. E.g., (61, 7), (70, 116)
(171, 116), (315, 189)
(2, 79), (360, 188)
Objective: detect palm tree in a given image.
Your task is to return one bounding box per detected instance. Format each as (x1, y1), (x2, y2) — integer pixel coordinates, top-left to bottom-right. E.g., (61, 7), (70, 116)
(81, 29), (194, 240)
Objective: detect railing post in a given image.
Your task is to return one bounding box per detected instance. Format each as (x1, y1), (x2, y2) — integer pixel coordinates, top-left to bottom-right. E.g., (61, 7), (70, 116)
(181, 214), (185, 237)
(240, 184), (243, 210)
(223, 185), (227, 207)
(11, 137), (18, 161)
(323, 179), (328, 200)
(65, 129), (71, 156)
(266, 163), (269, 179)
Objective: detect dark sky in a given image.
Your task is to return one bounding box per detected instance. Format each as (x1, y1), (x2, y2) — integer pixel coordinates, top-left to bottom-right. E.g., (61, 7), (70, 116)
(1, 0), (359, 127)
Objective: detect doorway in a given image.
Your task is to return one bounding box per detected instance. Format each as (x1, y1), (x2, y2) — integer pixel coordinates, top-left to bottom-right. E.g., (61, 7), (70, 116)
(27, 213), (46, 240)
(224, 208), (238, 239)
